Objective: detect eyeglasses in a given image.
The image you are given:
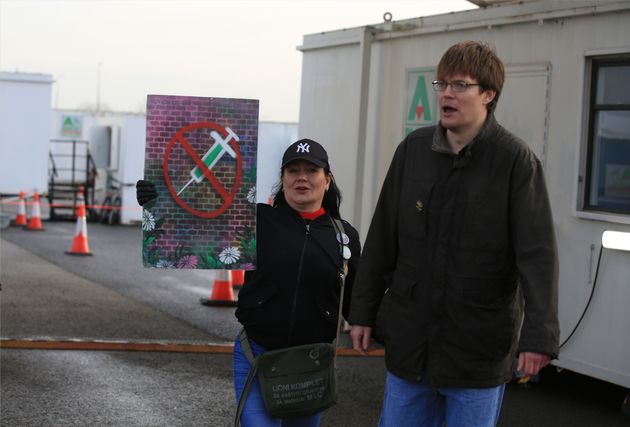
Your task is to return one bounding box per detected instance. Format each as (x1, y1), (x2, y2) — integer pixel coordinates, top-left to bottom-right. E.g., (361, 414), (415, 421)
(432, 80), (482, 92)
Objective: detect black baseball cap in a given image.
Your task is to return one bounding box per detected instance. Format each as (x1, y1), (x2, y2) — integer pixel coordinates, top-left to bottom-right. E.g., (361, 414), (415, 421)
(281, 138), (329, 169)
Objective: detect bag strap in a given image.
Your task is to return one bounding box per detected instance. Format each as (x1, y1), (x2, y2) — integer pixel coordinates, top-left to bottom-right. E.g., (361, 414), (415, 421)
(239, 327), (256, 365)
(235, 333), (258, 427)
(234, 217), (350, 426)
(330, 217), (349, 365)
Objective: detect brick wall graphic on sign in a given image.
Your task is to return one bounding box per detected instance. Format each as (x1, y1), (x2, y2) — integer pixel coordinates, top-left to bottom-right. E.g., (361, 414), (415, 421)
(143, 95), (259, 270)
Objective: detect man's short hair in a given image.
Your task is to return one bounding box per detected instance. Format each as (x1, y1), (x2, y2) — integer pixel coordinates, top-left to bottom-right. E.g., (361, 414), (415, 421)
(436, 41), (505, 113)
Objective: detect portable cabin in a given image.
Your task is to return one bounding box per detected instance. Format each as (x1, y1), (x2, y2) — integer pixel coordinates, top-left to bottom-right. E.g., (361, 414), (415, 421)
(297, 0), (630, 388)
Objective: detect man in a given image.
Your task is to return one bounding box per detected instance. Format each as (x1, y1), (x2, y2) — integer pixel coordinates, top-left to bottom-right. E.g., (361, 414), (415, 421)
(349, 41), (559, 427)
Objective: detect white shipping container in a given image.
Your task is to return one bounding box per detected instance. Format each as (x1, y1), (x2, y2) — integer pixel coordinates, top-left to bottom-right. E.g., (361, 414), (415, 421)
(0, 72), (53, 195)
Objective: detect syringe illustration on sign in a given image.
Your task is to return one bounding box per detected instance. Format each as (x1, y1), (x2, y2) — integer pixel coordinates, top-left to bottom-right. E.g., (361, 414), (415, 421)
(177, 127), (239, 196)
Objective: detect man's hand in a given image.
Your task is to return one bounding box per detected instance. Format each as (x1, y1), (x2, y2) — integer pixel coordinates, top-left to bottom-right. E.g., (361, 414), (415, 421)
(517, 352), (550, 376)
(350, 325), (374, 356)
(136, 180), (157, 206)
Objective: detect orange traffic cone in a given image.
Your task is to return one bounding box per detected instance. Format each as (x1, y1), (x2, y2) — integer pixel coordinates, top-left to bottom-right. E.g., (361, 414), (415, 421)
(65, 193), (92, 256)
(25, 192), (44, 231)
(200, 270), (237, 307)
(12, 191), (27, 226)
(232, 270), (245, 289)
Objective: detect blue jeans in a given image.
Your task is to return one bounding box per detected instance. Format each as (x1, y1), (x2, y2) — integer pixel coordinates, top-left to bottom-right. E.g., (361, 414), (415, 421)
(379, 371), (505, 427)
(233, 334), (322, 427)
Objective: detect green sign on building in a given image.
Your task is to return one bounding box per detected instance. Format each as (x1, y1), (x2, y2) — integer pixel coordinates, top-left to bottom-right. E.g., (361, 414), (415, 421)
(61, 115), (82, 137)
(405, 68), (438, 135)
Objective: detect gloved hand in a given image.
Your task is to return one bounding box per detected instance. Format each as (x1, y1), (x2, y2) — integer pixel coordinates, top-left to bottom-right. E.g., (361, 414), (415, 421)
(136, 180), (157, 206)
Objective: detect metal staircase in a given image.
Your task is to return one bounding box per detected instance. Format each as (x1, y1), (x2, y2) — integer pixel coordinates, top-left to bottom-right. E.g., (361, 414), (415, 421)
(48, 139), (98, 221)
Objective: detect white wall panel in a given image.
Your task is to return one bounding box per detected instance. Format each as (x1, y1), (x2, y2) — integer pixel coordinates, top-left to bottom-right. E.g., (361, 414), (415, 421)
(0, 73), (52, 194)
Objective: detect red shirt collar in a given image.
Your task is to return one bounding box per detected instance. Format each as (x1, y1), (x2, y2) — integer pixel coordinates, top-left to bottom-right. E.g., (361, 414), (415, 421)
(298, 207), (326, 220)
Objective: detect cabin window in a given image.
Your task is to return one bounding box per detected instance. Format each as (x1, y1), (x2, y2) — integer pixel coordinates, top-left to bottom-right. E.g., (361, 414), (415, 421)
(584, 57), (630, 215)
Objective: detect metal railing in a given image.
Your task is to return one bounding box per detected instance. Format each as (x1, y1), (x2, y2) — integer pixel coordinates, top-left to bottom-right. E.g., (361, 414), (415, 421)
(48, 139), (98, 220)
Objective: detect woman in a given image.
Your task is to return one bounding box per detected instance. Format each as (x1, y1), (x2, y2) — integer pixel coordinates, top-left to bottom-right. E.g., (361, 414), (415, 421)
(233, 139), (360, 427)
(137, 138), (360, 427)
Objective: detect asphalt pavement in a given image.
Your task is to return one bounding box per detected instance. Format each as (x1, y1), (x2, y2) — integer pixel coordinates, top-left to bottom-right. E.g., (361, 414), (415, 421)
(1, 219), (629, 426)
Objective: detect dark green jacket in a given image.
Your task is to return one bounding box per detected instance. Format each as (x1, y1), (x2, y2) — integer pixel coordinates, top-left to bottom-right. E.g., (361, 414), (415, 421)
(348, 114), (559, 388)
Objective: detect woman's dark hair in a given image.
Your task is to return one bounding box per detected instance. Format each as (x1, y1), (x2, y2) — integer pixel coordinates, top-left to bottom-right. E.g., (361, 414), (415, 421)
(271, 165), (342, 219)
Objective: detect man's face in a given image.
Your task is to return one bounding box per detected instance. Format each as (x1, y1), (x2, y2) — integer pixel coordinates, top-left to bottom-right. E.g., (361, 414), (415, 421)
(438, 73), (495, 134)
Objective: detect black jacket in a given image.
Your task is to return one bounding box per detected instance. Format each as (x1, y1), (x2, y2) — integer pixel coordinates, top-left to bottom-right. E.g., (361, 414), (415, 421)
(348, 114), (559, 388)
(236, 203), (361, 350)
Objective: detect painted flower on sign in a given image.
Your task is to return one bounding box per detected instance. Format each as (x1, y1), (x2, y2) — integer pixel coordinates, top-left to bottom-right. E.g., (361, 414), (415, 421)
(247, 186), (256, 203)
(177, 255), (199, 269)
(219, 246), (241, 264)
(142, 210), (156, 231)
(156, 259), (175, 269)
(241, 262), (255, 271)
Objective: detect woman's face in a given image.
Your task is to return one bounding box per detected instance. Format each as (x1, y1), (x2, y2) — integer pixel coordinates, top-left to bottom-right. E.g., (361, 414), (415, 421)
(282, 160), (331, 212)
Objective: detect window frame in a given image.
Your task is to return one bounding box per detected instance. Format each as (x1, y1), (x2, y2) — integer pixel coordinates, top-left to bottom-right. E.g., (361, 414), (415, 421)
(580, 53), (630, 219)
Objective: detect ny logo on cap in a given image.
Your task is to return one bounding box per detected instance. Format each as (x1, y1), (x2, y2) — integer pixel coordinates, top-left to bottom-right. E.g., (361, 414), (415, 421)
(296, 142), (310, 153)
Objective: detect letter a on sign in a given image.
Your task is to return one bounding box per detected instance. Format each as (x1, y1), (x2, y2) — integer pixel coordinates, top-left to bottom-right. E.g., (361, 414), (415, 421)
(408, 75), (432, 122)
(405, 68), (438, 135)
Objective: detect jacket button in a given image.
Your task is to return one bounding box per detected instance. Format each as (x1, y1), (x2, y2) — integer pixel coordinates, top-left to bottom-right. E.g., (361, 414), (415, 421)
(415, 200), (424, 212)
(257, 300), (263, 305)
(325, 310), (331, 316)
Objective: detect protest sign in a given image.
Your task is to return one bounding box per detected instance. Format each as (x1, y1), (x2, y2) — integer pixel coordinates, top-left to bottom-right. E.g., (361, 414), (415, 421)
(143, 95), (258, 270)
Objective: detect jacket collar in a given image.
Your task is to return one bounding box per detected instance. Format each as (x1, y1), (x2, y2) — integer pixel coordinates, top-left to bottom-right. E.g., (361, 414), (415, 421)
(431, 114), (497, 167)
(277, 203), (344, 270)
(277, 202), (330, 225)
(432, 113), (497, 157)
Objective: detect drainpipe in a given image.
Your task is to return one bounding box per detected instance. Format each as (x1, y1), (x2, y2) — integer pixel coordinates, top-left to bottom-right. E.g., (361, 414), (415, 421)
(352, 26), (373, 229)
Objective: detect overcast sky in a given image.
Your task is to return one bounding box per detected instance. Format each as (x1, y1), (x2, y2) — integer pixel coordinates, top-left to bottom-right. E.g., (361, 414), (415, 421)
(0, 0), (475, 122)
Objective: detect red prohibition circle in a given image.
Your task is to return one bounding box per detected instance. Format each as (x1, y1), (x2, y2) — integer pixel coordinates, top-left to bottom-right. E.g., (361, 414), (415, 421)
(163, 122), (243, 219)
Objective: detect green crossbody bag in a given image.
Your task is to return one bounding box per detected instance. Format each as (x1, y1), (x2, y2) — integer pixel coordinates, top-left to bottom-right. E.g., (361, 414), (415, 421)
(235, 218), (350, 424)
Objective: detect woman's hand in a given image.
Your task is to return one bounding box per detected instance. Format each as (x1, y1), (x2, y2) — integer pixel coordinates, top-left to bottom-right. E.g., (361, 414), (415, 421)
(136, 180), (157, 206)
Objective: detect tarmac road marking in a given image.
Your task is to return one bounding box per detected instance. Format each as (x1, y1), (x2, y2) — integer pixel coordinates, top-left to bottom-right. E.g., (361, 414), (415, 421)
(0, 338), (385, 356)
